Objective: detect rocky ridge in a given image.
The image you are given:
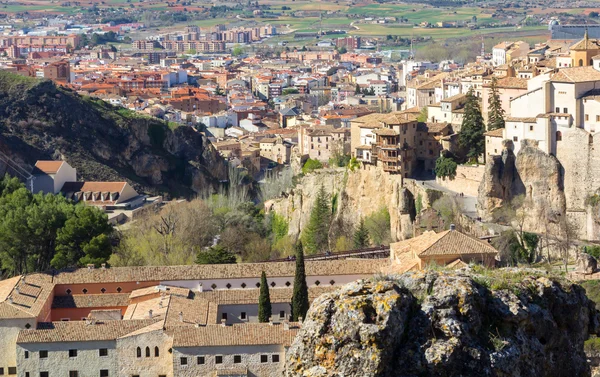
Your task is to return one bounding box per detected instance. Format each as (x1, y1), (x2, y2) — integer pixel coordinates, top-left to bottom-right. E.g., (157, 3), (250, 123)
(0, 72), (227, 196)
(285, 268), (600, 377)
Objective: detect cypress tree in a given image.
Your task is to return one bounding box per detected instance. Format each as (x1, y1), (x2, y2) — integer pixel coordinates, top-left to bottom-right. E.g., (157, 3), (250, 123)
(487, 76), (505, 131)
(301, 185), (331, 254)
(291, 241), (309, 322)
(353, 218), (370, 249)
(258, 271), (272, 323)
(458, 87), (486, 162)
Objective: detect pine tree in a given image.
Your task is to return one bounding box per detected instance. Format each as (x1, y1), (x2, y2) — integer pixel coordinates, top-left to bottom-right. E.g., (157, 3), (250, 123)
(291, 241), (309, 322)
(301, 185), (331, 254)
(258, 271), (272, 322)
(487, 76), (505, 131)
(458, 88), (486, 162)
(353, 218), (370, 249)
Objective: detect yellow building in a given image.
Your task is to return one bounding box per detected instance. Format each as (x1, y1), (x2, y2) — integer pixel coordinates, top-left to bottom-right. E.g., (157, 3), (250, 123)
(570, 29), (600, 67)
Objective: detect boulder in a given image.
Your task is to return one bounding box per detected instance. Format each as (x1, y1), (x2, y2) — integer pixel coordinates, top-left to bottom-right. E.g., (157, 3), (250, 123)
(285, 269), (600, 377)
(578, 252), (598, 274)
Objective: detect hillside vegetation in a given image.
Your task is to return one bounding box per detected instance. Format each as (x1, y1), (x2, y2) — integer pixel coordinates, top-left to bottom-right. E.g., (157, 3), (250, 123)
(0, 71), (227, 197)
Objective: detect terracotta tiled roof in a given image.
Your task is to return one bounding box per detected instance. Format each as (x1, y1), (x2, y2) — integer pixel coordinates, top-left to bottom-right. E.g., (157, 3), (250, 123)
(372, 128), (398, 136)
(1, 274), (55, 319)
(484, 128), (504, 137)
(0, 276), (20, 302)
(506, 117), (537, 123)
(196, 286), (336, 306)
(52, 294), (130, 309)
(495, 77), (528, 89)
(61, 182), (127, 194)
(418, 230), (498, 257)
(129, 285), (191, 300)
(17, 319), (158, 343)
(33, 160), (65, 174)
(48, 260), (387, 285)
(165, 296), (211, 327)
(551, 66), (600, 83)
(424, 123), (451, 133)
(172, 322), (300, 347)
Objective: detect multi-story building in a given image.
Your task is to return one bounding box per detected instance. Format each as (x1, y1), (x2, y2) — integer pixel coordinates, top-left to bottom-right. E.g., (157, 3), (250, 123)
(0, 260), (386, 377)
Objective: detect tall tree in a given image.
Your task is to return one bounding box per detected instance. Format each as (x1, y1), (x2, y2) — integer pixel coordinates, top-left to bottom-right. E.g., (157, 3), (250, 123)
(487, 76), (505, 131)
(301, 185), (331, 254)
(258, 271), (272, 322)
(353, 218), (370, 249)
(291, 242), (309, 322)
(458, 88), (486, 162)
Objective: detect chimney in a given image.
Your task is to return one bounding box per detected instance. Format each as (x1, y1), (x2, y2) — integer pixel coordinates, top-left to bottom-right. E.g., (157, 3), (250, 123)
(100, 263), (106, 270)
(450, 224), (456, 231)
(283, 321), (290, 331)
(198, 283), (203, 293)
(220, 318), (227, 327)
(87, 264), (95, 270)
(179, 311), (184, 322)
(15, 286), (20, 294)
(148, 309), (153, 319)
(299, 316), (303, 323)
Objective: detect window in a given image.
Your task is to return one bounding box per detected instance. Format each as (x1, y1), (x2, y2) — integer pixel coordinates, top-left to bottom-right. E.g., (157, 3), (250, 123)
(197, 356), (205, 365)
(216, 355), (224, 364)
(99, 349), (108, 357)
(99, 371), (108, 377)
(241, 282), (246, 288)
(136, 347), (141, 358)
(145, 347), (150, 358)
(25, 374), (29, 377)
(180, 357), (188, 366)
(82, 289), (88, 294)
(270, 281), (276, 287)
(556, 131), (562, 141)
(280, 311), (285, 318)
(272, 354), (280, 363)
(100, 288), (106, 294)
(241, 312), (247, 320)
(69, 372), (78, 377)
(40, 373), (49, 377)
(226, 283), (231, 289)
(24, 351), (29, 359)
(586, 114), (590, 121)
(597, 115), (600, 122)
(0, 367), (4, 375)
(233, 355), (241, 364)
(563, 108), (568, 114)
(154, 347), (159, 357)
(555, 107), (560, 113)
(513, 136), (518, 142)
(66, 289), (72, 295)
(261, 355), (268, 363)
(222, 313), (227, 321)
(529, 125), (534, 131)
(7, 368), (15, 375)
(69, 349), (77, 357)
(39, 350), (48, 359)
(116, 287), (122, 293)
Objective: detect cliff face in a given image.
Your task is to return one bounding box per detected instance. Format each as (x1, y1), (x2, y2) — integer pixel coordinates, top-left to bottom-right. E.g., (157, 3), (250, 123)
(478, 140), (566, 234)
(265, 165), (414, 242)
(0, 72), (227, 196)
(285, 269), (600, 377)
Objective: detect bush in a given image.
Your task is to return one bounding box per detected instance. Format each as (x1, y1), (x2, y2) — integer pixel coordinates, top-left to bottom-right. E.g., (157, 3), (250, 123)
(302, 158), (323, 174)
(196, 245), (237, 264)
(584, 245), (600, 259)
(434, 155), (458, 180)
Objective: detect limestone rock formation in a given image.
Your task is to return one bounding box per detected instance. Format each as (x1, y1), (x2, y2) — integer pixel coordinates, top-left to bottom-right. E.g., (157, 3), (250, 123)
(478, 140), (566, 233)
(285, 269), (600, 377)
(266, 165), (413, 243)
(577, 253), (598, 274)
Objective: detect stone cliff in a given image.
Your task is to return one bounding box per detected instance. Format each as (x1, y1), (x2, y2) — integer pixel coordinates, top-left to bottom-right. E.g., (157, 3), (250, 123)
(0, 72), (228, 197)
(478, 139), (567, 235)
(285, 268), (600, 377)
(265, 165), (414, 243)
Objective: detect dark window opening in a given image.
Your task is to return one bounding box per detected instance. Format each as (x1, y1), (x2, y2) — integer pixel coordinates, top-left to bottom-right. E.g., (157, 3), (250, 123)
(261, 355), (268, 363)
(197, 356), (205, 365)
(216, 355), (223, 364)
(233, 355), (241, 364)
(272, 354), (280, 363)
(39, 350), (48, 359)
(180, 357), (188, 366)
(99, 349), (108, 357)
(69, 349), (77, 357)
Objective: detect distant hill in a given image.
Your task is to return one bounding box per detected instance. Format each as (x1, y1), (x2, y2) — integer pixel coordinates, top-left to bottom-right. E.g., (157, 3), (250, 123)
(0, 71), (228, 197)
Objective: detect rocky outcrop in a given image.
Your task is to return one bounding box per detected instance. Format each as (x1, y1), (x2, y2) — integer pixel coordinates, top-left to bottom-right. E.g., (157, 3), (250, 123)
(266, 165), (414, 242)
(478, 140), (566, 233)
(577, 253), (598, 274)
(285, 269), (600, 377)
(0, 72), (227, 197)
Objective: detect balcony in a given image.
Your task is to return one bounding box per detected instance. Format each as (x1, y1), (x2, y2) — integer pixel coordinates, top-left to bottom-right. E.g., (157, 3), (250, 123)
(378, 153), (401, 163)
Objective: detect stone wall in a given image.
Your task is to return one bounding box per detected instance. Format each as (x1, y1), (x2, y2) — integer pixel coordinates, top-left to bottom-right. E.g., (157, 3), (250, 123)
(1, 318), (36, 376)
(436, 165), (485, 197)
(116, 328), (173, 377)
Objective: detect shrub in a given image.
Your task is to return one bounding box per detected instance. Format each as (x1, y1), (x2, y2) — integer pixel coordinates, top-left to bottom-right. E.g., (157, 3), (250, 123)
(302, 158), (323, 174)
(434, 155), (458, 180)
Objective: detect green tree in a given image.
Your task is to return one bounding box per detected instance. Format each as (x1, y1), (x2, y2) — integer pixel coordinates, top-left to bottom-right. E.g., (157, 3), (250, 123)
(232, 45), (244, 57)
(215, 85), (225, 96)
(353, 217), (370, 249)
(458, 88), (485, 161)
(291, 242), (309, 321)
(282, 87), (299, 95)
(271, 213), (289, 243)
(258, 271), (272, 322)
(364, 207), (391, 245)
(434, 155), (458, 179)
(301, 185), (331, 254)
(355, 84), (361, 95)
(487, 76), (505, 131)
(195, 244), (237, 264)
(417, 106), (428, 122)
(52, 206), (113, 269)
